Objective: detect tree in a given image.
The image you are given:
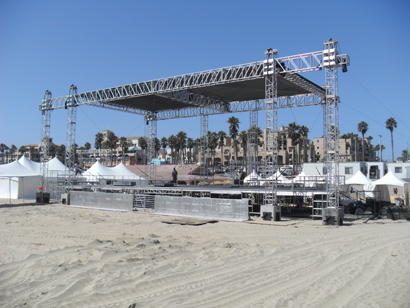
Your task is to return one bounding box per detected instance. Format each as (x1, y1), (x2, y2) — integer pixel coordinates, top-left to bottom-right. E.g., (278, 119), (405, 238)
(386, 117), (397, 161)
(217, 130), (227, 167)
(187, 137), (194, 163)
(299, 125), (309, 163)
(9, 144), (17, 161)
(106, 131), (118, 166)
(287, 122), (301, 174)
(0, 143), (7, 163)
(95, 133), (104, 157)
(18, 146), (28, 158)
(176, 131), (187, 164)
(357, 121), (368, 161)
(119, 137), (128, 161)
(207, 131), (218, 170)
(84, 142), (91, 150)
(399, 149), (409, 162)
(227, 116), (240, 165)
(153, 137), (160, 158)
(138, 137), (147, 165)
(168, 135), (177, 164)
(239, 130), (247, 168)
(161, 137), (168, 162)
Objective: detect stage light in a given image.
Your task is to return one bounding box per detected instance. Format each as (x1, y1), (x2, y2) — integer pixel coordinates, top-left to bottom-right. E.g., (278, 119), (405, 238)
(342, 64), (347, 73)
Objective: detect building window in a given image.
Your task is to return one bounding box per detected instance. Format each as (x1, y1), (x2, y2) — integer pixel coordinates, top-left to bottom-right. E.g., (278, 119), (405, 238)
(345, 167), (353, 174)
(395, 167), (402, 173)
(316, 140), (319, 143)
(316, 147), (319, 149)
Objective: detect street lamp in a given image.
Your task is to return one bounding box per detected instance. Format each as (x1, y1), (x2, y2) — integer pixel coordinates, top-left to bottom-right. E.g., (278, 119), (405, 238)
(379, 135), (382, 161)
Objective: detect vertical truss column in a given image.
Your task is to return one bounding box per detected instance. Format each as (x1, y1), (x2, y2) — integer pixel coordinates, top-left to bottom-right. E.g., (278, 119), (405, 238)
(40, 90), (52, 194)
(65, 84), (78, 189)
(145, 113), (157, 184)
(323, 39), (340, 209)
(200, 113), (209, 184)
(247, 109), (258, 181)
(264, 48), (279, 207)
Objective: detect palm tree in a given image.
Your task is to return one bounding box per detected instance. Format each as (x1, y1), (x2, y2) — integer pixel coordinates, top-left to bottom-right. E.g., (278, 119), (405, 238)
(401, 149), (409, 162)
(0, 143), (7, 163)
(119, 137), (128, 161)
(18, 146), (27, 158)
(95, 133), (104, 157)
(217, 130), (227, 167)
(176, 131), (187, 164)
(207, 131), (218, 170)
(287, 122), (301, 174)
(299, 125), (309, 163)
(161, 137), (168, 162)
(106, 131), (118, 166)
(138, 137), (147, 164)
(227, 116), (240, 165)
(357, 121), (368, 161)
(153, 137), (160, 158)
(239, 130), (247, 167)
(167, 135), (177, 164)
(386, 117), (397, 161)
(187, 137), (194, 163)
(9, 144), (17, 161)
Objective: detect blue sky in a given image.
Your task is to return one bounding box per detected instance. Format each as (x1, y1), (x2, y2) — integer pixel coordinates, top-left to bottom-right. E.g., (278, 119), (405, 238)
(1, 0), (409, 161)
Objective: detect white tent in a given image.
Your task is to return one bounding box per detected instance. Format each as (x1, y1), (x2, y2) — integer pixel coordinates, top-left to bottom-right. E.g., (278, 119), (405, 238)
(244, 170), (263, 186)
(266, 170), (291, 184)
(369, 170), (409, 205)
(19, 155), (40, 174)
(345, 171), (374, 198)
(293, 171), (317, 187)
(0, 160), (42, 199)
(82, 161), (147, 185)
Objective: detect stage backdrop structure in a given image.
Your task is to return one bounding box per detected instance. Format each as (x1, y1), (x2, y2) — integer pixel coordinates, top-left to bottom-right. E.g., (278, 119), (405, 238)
(39, 38), (350, 218)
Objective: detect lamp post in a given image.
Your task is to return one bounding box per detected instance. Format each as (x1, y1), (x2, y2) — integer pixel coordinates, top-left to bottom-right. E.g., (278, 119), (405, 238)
(379, 135), (382, 161)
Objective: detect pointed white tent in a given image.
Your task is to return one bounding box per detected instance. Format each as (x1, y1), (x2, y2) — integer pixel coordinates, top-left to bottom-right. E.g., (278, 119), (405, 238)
(369, 170), (409, 204)
(0, 160), (42, 199)
(345, 171), (373, 185)
(266, 170), (291, 183)
(293, 171), (316, 187)
(47, 157), (67, 172)
(244, 170), (263, 186)
(19, 156), (40, 174)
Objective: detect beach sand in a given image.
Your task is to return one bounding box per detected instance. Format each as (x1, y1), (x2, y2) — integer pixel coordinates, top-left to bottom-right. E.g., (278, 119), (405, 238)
(1, 201), (409, 308)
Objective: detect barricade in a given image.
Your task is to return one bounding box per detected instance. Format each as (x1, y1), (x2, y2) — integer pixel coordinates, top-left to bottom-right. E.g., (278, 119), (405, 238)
(155, 196), (248, 221)
(68, 191), (133, 211)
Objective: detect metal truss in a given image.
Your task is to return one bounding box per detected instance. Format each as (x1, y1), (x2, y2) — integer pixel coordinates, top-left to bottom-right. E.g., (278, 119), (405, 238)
(247, 110), (259, 179)
(322, 39), (340, 210)
(65, 85), (78, 189)
(264, 48), (279, 208)
(39, 90), (52, 194)
(200, 114), (209, 184)
(145, 113), (157, 183)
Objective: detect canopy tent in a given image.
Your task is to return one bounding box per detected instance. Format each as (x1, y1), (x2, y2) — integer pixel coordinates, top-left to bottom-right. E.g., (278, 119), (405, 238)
(293, 171), (317, 187)
(18, 155), (40, 174)
(344, 171), (374, 198)
(81, 161), (147, 185)
(244, 170), (263, 186)
(0, 160), (42, 199)
(368, 171), (409, 205)
(266, 170), (292, 184)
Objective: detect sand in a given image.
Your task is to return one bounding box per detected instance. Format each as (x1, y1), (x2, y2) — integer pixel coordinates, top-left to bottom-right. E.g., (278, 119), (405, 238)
(1, 201), (409, 308)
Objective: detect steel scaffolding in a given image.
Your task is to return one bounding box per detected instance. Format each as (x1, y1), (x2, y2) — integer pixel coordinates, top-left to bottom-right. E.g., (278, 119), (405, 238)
(39, 90), (52, 194)
(65, 84), (78, 189)
(247, 109), (259, 177)
(145, 113), (157, 183)
(40, 39), (349, 217)
(200, 113), (209, 184)
(263, 48), (279, 207)
(323, 39), (340, 209)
